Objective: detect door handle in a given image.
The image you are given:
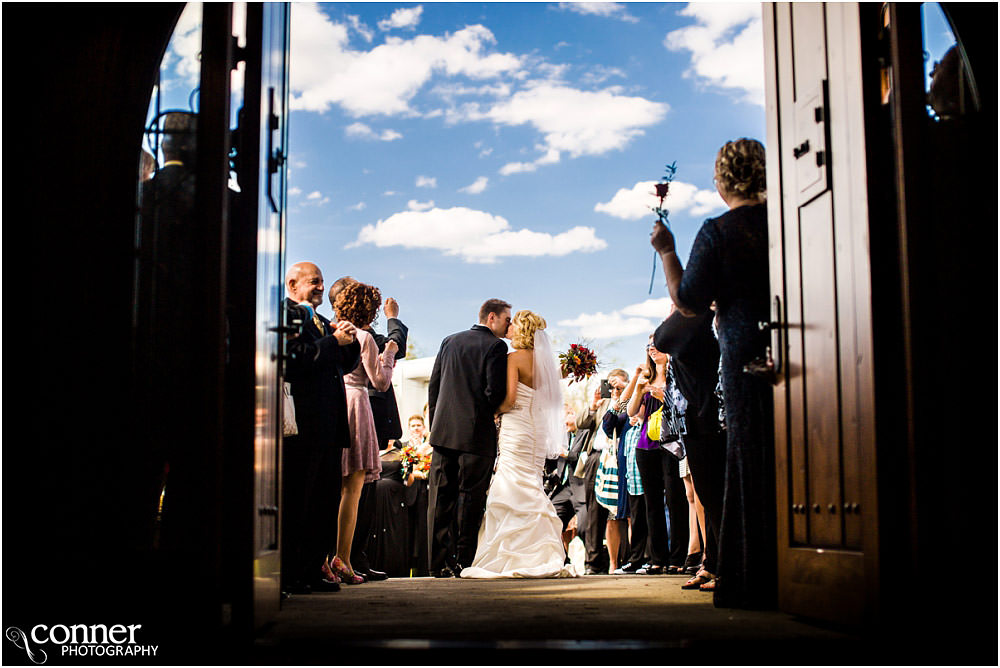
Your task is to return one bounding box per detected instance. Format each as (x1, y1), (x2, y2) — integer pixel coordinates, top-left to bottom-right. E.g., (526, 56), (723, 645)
(265, 87), (284, 214)
(744, 296), (784, 384)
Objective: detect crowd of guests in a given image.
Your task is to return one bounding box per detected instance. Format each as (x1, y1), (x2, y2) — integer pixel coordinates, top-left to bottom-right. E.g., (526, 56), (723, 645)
(280, 136), (776, 611)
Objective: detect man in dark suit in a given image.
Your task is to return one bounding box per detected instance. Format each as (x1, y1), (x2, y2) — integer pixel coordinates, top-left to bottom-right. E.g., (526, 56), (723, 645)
(546, 406), (593, 555)
(426, 298), (511, 576)
(328, 276), (408, 582)
(282, 262), (360, 594)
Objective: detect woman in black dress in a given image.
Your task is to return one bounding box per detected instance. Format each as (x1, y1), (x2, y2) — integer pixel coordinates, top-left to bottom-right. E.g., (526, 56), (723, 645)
(650, 138), (776, 609)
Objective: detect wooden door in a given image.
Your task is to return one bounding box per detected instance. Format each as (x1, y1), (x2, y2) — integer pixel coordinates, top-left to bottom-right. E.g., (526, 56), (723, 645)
(762, 2), (880, 626)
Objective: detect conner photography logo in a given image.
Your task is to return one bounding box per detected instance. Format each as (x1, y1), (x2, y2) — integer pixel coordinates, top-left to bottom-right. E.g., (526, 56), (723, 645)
(5, 624), (159, 664)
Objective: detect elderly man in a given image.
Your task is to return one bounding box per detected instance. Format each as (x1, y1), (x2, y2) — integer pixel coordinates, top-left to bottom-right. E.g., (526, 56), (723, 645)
(282, 262), (360, 594)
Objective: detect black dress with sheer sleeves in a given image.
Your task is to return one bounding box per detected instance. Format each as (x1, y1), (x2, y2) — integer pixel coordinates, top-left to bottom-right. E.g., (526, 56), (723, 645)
(676, 202), (776, 609)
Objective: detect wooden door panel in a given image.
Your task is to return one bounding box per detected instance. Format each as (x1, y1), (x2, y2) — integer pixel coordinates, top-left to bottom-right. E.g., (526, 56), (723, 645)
(782, 548), (865, 623)
(766, 2), (878, 626)
(791, 3), (828, 96)
(798, 190), (843, 547)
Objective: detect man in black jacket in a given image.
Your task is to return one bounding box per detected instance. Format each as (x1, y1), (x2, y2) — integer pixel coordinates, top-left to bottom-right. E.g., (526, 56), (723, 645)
(426, 298), (511, 576)
(282, 262), (360, 594)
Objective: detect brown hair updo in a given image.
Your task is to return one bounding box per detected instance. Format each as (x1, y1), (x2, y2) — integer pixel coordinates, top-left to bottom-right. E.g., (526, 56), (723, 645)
(334, 281), (382, 328)
(715, 138), (766, 202)
(510, 310), (546, 350)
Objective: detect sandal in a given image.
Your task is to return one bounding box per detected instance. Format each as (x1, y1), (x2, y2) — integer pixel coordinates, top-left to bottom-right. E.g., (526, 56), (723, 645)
(330, 556), (365, 585)
(681, 571), (713, 590)
(699, 577), (717, 592)
(682, 551), (703, 574)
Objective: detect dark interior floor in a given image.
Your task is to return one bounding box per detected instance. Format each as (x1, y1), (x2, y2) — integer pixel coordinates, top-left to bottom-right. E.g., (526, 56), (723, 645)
(248, 574), (876, 665)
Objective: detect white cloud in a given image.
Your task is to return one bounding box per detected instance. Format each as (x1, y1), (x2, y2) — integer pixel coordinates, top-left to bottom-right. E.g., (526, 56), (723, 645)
(664, 3), (765, 106)
(162, 4), (202, 88)
(290, 4), (523, 116)
(349, 201), (367, 211)
(303, 190), (330, 206)
(483, 84), (668, 172)
(594, 180), (724, 220)
(344, 121), (403, 141)
(348, 206), (607, 263)
(621, 298), (672, 319)
(558, 297), (672, 339)
(289, 187), (303, 196)
(581, 65), (627, 85)
(346, 14), (374, 42)
(459, 176), (489, 194)
(383, 190), (399, 196)
(415, 175), (437, 188)
(378, 5), (424, 31)
(558, 2), (638, 23)
(407, 199), (435, 211)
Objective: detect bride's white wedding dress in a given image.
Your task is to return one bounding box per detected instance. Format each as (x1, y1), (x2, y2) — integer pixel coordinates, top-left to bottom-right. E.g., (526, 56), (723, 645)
(460, 381), (579, 579)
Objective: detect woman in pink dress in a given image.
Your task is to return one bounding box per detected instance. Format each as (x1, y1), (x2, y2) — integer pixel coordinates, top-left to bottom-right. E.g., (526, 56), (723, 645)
(330, 282), (397, 584)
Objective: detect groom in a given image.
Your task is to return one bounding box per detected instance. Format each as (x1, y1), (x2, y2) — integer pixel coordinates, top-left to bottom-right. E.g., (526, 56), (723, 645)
(426, 298), (512, 577)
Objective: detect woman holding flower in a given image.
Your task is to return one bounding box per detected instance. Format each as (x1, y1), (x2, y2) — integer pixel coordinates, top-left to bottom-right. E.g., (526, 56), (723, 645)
(650, 137), (775, 608)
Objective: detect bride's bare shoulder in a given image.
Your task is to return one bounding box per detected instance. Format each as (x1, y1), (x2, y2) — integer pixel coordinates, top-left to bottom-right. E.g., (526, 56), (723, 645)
(508, 348), (532, 362)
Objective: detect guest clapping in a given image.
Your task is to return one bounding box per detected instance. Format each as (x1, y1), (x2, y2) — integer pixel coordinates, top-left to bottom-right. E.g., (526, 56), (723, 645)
(330, 282), (398, 585)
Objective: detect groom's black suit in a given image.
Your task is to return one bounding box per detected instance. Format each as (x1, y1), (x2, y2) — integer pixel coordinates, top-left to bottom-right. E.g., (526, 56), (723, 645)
(426, 324), (508, 572)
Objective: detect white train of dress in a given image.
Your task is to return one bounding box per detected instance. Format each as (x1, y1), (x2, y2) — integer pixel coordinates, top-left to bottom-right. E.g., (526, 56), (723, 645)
(460, 382), (579, 579)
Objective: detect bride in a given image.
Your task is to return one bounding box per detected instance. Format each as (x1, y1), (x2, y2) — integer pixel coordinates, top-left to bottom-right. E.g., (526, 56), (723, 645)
(460, 310), (579, 579)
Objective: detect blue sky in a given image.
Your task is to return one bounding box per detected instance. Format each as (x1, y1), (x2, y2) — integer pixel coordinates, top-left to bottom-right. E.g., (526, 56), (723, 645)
(153, 2), (768, 377)
(283, 2), (766, 372)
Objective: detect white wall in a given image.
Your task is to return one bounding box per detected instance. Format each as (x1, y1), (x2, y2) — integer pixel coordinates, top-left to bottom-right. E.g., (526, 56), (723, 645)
(391, 356), (436, 428)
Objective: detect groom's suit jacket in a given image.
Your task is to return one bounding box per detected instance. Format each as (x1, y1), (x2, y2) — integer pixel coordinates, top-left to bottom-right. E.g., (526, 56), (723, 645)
(427, 324), (508, 456)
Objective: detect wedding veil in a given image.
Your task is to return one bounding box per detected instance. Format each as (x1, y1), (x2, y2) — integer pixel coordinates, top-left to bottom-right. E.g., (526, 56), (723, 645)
(532, 329), (567, 460)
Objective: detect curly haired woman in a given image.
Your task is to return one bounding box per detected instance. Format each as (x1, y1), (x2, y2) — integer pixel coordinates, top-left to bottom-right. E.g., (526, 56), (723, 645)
(650, 138), (776, 609)
(328, 282), (398, 584)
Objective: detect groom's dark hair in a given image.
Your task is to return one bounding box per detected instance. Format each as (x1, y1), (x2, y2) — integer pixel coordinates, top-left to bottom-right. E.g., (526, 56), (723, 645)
(478, 298), (511, 323)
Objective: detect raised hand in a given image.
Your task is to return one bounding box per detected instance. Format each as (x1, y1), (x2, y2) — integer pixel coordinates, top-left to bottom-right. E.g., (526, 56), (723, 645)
(384, 297), (399, 319)
(383, 339), (399, 357)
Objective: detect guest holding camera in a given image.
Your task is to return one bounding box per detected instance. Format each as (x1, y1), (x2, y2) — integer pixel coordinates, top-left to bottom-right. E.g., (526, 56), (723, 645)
(626, 337), (689, 575)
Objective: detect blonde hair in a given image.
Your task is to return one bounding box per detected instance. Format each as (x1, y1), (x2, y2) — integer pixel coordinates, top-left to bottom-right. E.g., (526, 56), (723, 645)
(510, 309), (546, 350)
(715, 138), (766, 202)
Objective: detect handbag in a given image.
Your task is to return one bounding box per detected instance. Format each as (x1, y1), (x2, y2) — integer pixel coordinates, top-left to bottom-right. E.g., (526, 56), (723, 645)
(645, 404), (664, 441)
(594, 447), (619, 513)
(282, 381), (298, 437)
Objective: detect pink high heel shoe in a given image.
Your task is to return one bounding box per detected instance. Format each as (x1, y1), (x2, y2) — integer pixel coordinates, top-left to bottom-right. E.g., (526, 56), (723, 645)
(330, 556), (365, 585)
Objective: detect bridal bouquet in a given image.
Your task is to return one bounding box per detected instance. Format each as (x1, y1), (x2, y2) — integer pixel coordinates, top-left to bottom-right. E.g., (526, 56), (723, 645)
(400, 442), (431, 478)
(559, 343), (598, 384)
